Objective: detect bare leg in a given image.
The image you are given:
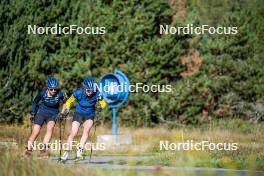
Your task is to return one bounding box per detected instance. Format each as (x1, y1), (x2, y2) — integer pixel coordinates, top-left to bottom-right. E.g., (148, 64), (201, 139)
(61, 121), (80, 161)
(27, 124), (41, 149)
(66, 121), (80, 150)
(43, 121), (55, 145)
(23, 124), (41, 158)
(79, 119), (93, 147)
(76, 120), (93, 158)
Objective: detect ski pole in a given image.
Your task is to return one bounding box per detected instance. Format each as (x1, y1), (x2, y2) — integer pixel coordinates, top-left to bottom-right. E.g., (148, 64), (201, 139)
(89, 115), (100, 163)
(58, 113), (67, 162)
(57, 113), (63, 162)
(59, 114), (62, 160)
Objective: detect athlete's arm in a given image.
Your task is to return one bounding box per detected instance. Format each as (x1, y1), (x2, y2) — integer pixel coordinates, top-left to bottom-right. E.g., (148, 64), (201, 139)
(98, 99), (107, 110)
(31, 91), (42, 115)
(61, 95), (76, 115)
(60, 91), (67, 104)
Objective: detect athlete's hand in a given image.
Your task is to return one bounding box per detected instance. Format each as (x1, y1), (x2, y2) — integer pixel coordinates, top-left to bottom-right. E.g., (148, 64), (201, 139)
(96, 105), (102, 113)
(30, 112), (35, 122)
(59, 113), (65, 121)
(29, 116), (34, 122)
(60, 107), (69, 117)
(63, 108), (69, 116)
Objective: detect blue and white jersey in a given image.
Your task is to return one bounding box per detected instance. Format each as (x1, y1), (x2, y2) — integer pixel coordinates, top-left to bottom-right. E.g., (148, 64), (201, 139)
(32, 89), (65, 115)
(72, 88), (101, 116)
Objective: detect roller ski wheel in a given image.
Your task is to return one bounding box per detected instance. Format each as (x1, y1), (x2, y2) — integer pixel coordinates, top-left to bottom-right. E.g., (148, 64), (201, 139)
(74, 156), (85, 163)
(57, 158), (67, 164)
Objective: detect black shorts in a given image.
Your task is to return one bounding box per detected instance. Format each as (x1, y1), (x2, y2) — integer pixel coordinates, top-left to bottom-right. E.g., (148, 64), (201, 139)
(72, 112), (94, 124)
(34, 111), (58, 126)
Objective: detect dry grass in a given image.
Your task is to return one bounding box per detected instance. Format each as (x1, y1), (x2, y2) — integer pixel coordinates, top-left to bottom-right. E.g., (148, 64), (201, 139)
(0, 118), (263, 173)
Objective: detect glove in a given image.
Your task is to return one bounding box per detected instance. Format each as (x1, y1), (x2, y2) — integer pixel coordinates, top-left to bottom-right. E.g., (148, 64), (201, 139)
(98, 94), (103, 101)
(59, 113), (65, 121)
(63, 108), (69, 116)
(97, 108), (102, 113)
(96, 105), (102, 113)
(30, 112), (35, 122)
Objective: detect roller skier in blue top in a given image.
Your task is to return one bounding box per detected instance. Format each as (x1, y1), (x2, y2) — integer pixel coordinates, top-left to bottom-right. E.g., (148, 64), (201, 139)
(23, 77), (65, 158)
(59, 76), (107, 162)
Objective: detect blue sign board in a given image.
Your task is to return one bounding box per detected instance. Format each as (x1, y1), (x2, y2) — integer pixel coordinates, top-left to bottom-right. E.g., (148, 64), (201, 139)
(99, 68), (130, 135)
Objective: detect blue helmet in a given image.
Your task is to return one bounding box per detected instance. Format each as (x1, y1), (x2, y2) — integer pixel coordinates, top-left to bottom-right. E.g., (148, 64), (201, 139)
(46, 77), (59, 89)
(82, 76), (97, 92)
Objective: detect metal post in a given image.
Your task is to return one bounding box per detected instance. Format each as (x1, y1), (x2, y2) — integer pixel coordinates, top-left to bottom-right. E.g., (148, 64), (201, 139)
(112, 107), (117, 135)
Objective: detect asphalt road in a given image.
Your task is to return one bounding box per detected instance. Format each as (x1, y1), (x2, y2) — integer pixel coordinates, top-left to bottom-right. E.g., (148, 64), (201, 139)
(49, 156), (264, 176)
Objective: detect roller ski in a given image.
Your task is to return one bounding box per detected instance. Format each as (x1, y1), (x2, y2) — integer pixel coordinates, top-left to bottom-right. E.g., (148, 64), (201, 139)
(38, 144), (50, 158)
(73, 156), (85, 163)
(58, 151), (69, 164)
(74, 147), (85, 163)
(22, 146), (32, 159)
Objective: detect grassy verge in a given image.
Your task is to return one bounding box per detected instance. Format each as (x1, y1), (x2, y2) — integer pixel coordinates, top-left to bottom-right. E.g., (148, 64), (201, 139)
(0, 118), (263, 175)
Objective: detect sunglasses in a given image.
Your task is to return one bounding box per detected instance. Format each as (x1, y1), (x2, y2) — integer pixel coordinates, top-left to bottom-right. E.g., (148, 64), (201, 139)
(48, 88), (57, 92)
(85, 89), (94, 93)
